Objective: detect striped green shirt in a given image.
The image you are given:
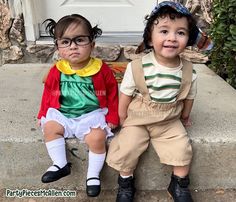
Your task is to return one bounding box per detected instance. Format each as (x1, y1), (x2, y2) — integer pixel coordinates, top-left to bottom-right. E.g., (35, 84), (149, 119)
(120, 51), (197, 103)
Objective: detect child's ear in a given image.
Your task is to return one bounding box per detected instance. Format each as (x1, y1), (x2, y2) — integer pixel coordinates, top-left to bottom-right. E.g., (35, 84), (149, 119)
(148, 40), (153, 47)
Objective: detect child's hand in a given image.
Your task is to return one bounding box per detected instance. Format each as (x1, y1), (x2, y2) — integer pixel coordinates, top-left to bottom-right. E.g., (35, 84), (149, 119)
(37, 119), (41, 127)
(107, 122), (118, 129)
(181, 116), (192, 127)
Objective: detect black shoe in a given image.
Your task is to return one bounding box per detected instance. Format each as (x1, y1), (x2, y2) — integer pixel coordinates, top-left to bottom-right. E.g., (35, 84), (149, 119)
(86, 177), (101, 197)
(41, 163), (71, 183)
(168, 173), (193, 202)
(116, 175), (136, 202)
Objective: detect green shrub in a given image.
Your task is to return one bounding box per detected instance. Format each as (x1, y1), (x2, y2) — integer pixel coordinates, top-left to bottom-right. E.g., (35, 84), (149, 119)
(209, 0), (236, 88)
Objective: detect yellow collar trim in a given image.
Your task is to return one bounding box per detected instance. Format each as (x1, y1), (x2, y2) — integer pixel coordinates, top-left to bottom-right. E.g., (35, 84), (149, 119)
(56, 58), (102, 77)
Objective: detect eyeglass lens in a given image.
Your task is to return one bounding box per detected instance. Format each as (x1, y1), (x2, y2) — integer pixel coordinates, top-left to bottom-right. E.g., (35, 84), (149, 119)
(56, 36), (91, 48)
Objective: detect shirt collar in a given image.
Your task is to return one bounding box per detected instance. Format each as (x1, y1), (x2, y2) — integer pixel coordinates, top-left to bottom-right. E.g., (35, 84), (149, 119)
(56, 57), (102, 77)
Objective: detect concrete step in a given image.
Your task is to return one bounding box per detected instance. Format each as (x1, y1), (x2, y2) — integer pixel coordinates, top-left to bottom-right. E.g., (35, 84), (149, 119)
(0, 63), (236, 201)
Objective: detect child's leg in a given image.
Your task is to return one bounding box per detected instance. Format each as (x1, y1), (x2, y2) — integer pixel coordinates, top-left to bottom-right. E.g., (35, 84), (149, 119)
(41, 120), (71, 183)
(106, 126), (149, 202)
(84, 128), (106, 197)
(84, 128), (106, 183)
(43, 120), (64, 142)
(168, 165), (193, 202)
(120, 171), (133, 177)
(173, 165), (190, 177)
(149, 120), (193, 201)
(43, 120), (67, 170)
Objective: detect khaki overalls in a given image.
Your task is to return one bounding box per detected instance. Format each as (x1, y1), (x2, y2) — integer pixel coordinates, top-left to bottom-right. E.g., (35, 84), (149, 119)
(107, 58), (193, 173)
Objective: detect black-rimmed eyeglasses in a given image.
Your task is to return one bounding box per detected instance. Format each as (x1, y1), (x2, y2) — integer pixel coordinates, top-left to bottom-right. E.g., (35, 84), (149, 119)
(55, 35), (92, 48)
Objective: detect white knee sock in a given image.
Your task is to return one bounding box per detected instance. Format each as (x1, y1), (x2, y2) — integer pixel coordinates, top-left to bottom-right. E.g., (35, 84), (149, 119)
(87, 151), (106, 186)
(45, 138), (67, 172)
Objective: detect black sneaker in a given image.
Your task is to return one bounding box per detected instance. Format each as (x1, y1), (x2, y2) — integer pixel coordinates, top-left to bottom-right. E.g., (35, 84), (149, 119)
(41, 163), (72, 183)
(116, 175), (136, 202)
(168, 173), (193, 202)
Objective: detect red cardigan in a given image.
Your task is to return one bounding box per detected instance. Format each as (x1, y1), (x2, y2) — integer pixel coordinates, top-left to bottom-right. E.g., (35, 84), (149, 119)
(37, 62), (119, 125)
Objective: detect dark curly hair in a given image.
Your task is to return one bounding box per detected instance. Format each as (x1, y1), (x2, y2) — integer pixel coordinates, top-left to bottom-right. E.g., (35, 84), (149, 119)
(43, 14), (102, 42)
(143, 6), (198, 49)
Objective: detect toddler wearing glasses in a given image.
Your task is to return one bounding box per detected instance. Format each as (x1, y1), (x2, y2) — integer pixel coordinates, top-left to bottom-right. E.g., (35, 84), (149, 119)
(37, 14), (119, 197)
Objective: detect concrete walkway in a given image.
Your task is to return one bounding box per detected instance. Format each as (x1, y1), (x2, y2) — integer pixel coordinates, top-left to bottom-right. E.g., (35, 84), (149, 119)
(0, 63), (236, 201)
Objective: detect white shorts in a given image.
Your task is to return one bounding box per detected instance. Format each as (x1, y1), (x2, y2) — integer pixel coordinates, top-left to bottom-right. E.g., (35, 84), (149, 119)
(40, 108), (113, 141)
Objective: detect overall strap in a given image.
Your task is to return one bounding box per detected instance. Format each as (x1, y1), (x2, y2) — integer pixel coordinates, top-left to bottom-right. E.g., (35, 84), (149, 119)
(177, 58), (193, 101)
(131, 59), (150, 100)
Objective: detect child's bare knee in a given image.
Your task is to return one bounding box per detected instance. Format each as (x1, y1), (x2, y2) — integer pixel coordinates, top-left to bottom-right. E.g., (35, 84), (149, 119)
(43, 121), (64, 136)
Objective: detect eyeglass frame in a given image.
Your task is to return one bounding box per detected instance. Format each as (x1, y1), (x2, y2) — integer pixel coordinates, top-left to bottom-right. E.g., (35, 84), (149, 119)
(54, 35), (93, 48)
